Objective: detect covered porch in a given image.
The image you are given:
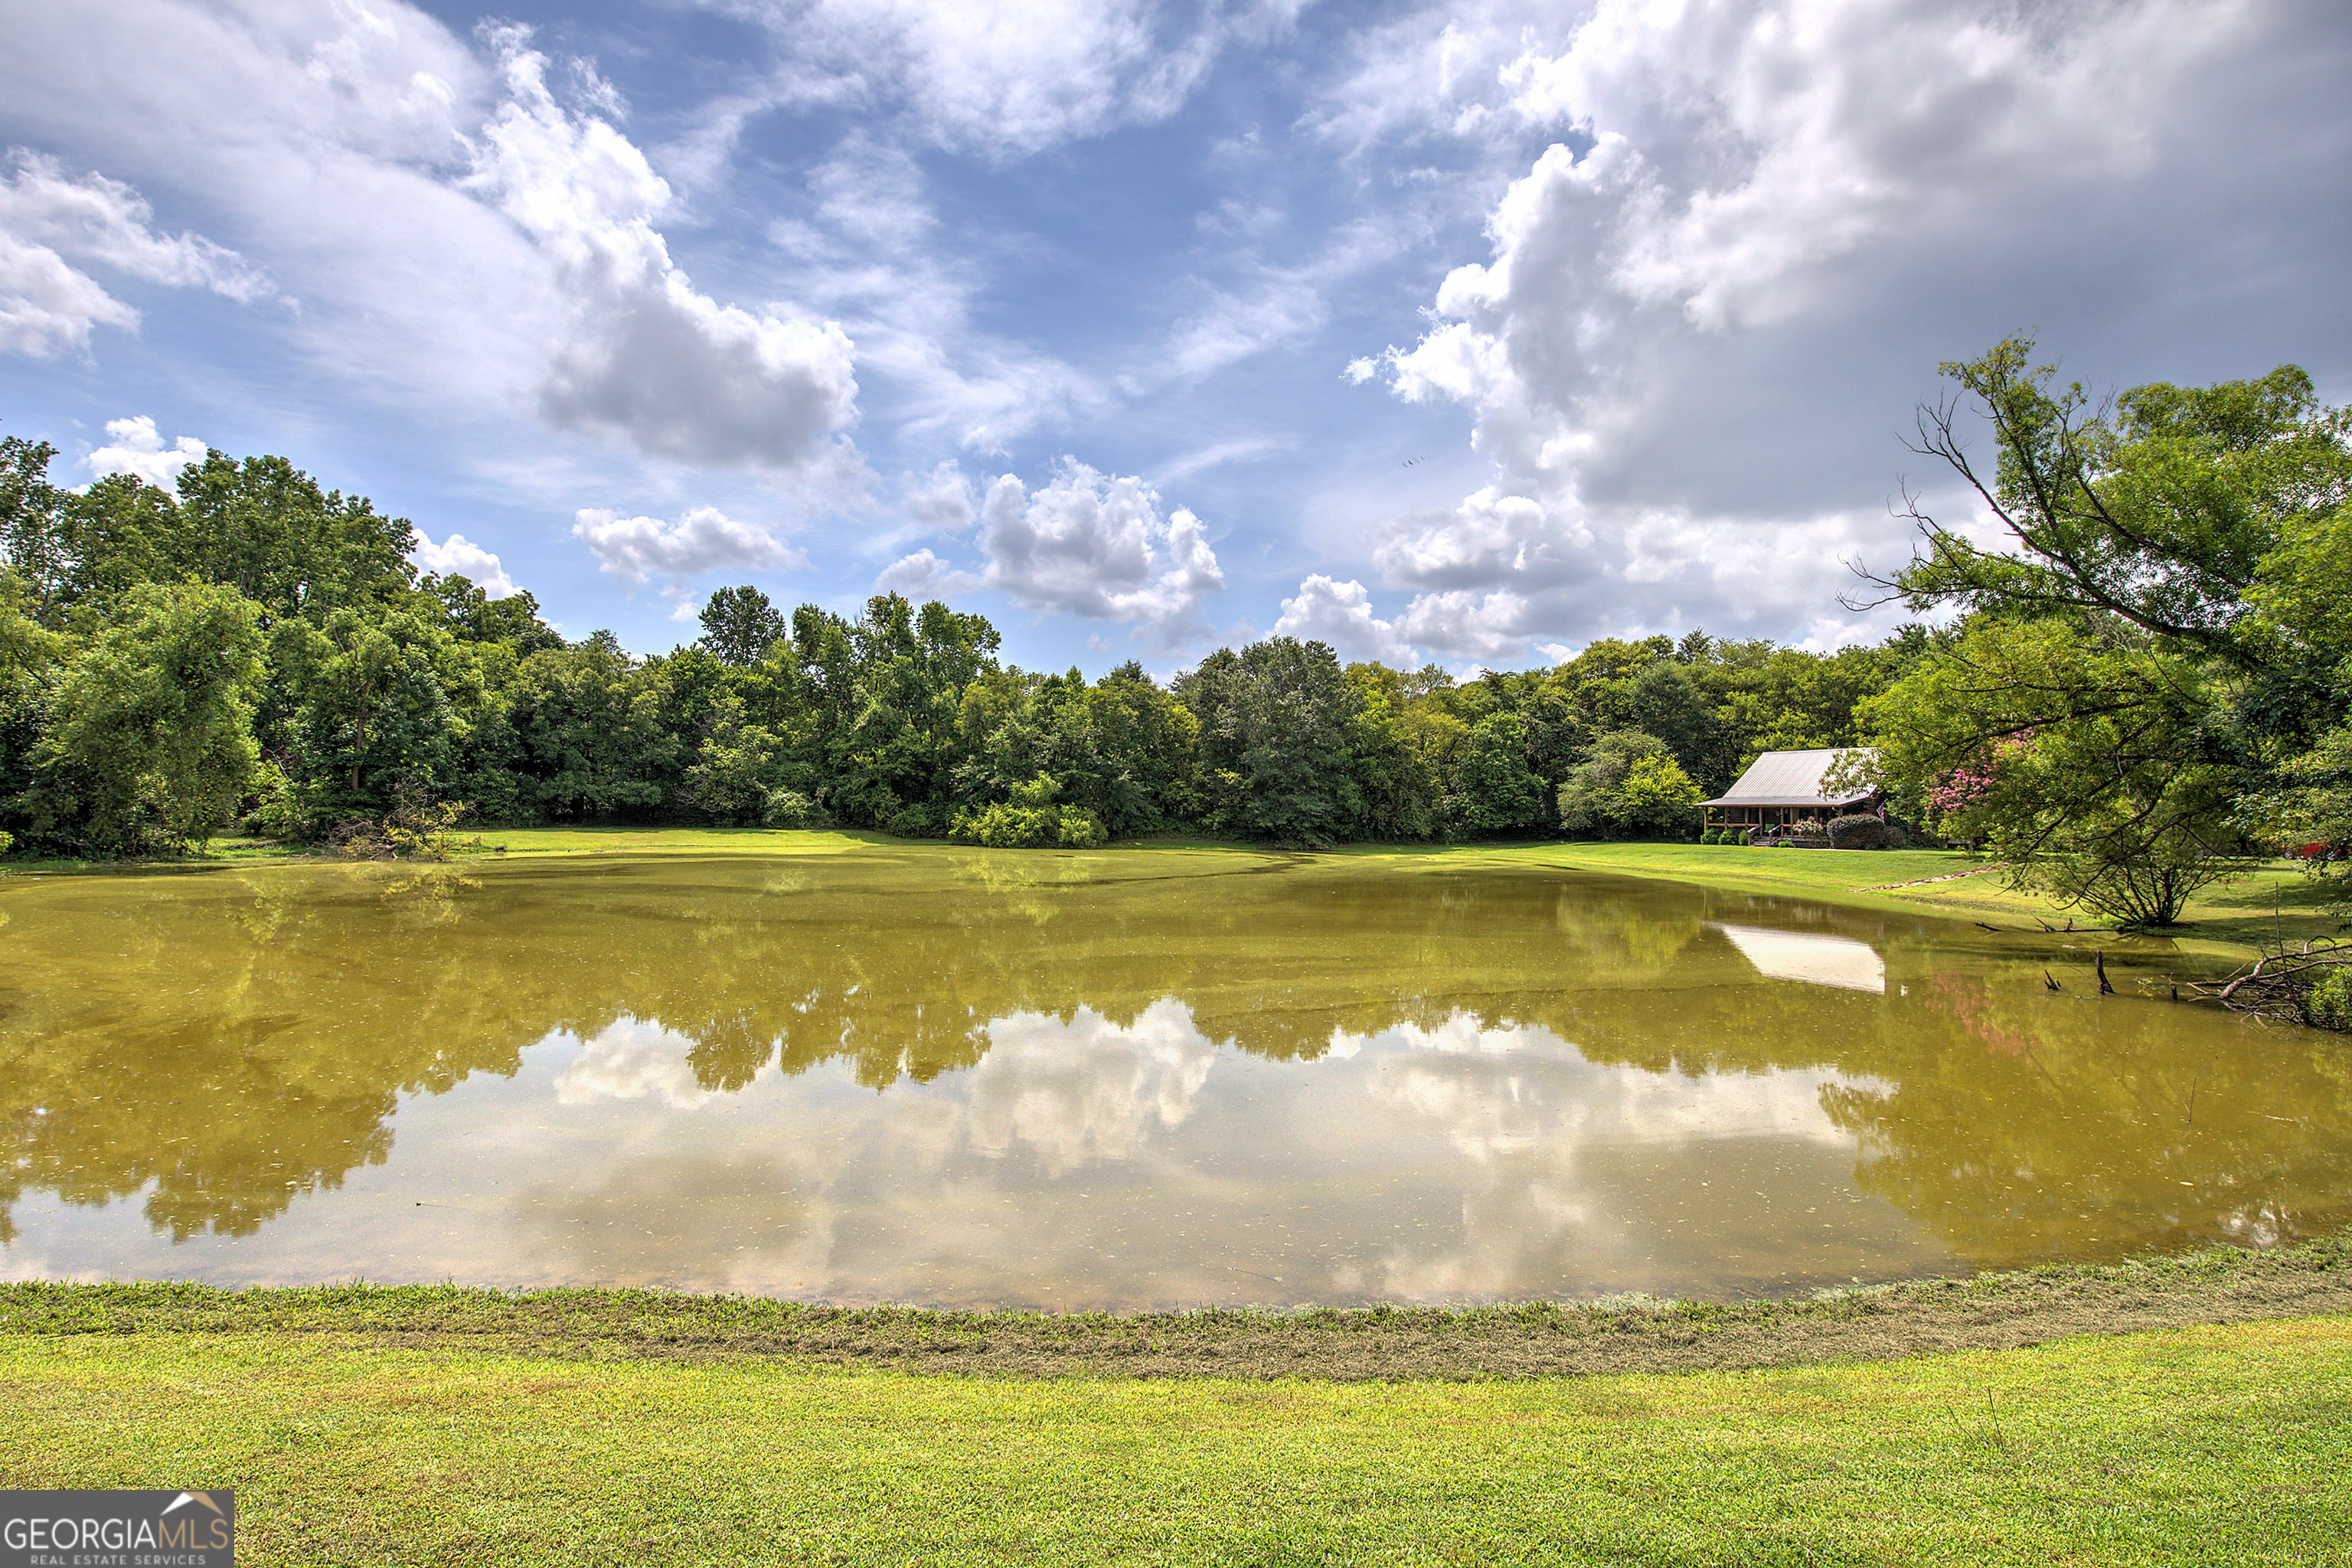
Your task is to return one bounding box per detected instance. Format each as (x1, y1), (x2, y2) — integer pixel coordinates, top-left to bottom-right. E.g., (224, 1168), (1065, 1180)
(1698, 747), (1880, 836)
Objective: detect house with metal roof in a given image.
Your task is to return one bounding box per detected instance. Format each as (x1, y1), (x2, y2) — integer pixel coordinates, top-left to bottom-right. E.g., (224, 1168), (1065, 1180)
(1698, 747), (1879, 835)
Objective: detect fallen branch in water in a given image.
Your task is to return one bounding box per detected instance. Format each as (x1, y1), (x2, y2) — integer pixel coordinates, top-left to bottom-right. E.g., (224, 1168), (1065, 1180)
(2192, 939), (2352, 1026)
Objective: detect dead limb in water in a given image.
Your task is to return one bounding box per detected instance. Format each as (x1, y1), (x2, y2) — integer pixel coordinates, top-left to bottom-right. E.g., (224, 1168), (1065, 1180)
(2192, 939), (2350, 1024)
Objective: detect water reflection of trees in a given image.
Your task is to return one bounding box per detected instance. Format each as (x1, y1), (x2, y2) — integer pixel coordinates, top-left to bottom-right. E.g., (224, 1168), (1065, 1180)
(2, 854), (2347, 1264)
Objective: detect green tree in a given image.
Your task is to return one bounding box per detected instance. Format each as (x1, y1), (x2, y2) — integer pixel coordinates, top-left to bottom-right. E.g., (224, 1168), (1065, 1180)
(1556, 730), (1702, 840)
(0, 571), (66, 818)
(1341, 670), (1441, 841)
(1852, 338), (2351, 923)
(170, 452), (417, 619)
(0, 431), (66, 623)
(1446, 710), (1547, 835)
(1625, 660), (1716, 781)
(505, 632), (671, 818)
(1879, 342), (2348, 662)
(269, 606), (462, 815)
(417, 573), (564, 654)
(18, 582), (267, 852)
(679, 693), (786, 824)
(698, 585), (787, 667)
(1177, 638), (1363, 844)
(1859, 616), (2253, 926)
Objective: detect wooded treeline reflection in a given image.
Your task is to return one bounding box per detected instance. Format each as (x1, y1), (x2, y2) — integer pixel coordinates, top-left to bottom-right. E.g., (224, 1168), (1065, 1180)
(5, 852), (2347, 1269)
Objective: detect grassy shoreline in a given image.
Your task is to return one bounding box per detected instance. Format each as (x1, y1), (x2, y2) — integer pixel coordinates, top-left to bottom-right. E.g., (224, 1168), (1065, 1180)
(8, 1237), (2346, 1380)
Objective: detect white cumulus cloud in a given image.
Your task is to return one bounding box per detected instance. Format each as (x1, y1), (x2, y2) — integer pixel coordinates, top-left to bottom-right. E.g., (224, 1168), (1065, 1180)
(573, 505), (807, 585)
(81, 415), (205, 488)
(901, 459), (978, 531)
(874, 547), (965, 599)
(467, 35), (858, 472)
(974, 459), (1223, 643)
(412, 529), (518, 598)
(0, 152), (269, 358)
(1270, 575), (1418, 665)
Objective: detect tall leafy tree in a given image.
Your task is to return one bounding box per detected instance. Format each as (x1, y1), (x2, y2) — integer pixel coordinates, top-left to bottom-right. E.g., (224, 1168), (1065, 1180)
(1557, 730), (1702, 840)
(1851, 339), (2352, 923)
(505, 632), (671, 819)
(18, 582), (267, 852)
(171, 452), (417, 619)
(1446, 710), (1547, 835)
(1178, 637), (1362, 844)
(269, 606), (462, 812)
(698, 585), (787, 666)
(0, 431), (66, 624)
(418, 573), (564, 654)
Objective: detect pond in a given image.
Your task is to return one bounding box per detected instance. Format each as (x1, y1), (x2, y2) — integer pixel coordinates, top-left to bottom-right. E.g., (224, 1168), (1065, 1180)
(3, 848), (2347, 1308)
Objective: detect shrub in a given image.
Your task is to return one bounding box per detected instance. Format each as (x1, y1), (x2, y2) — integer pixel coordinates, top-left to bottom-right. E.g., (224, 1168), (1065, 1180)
(761, 790), (825, 828)
(949, 802), (1106, 849)
(1828, 813), (1890, 850)
(883, 804), (940, 839)
(1056, 807), (1109, 848)
(243, 760), (328, 841)
(322, 785), (481, 861)
(2305, 967), (2352, 1032)
(0, 829), (11, 856)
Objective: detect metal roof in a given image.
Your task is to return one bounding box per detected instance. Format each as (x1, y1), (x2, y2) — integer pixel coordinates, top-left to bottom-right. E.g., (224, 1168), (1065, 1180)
(1698, 747), (1877, 808)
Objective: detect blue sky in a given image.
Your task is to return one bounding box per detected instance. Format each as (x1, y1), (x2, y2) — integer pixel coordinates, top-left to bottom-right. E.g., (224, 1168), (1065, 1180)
(4, 0), (2347, 674)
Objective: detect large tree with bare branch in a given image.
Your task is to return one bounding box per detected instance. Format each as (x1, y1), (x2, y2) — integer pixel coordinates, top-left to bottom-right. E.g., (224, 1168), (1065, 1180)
(1847, 338), (2352, 927)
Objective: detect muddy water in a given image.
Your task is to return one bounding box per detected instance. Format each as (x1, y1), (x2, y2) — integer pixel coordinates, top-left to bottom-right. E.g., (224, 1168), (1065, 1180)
(2, 848), (2346, 1307)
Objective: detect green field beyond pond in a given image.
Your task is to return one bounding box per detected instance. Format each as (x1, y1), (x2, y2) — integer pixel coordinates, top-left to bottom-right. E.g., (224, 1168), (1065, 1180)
(100, 825), (2344, 959)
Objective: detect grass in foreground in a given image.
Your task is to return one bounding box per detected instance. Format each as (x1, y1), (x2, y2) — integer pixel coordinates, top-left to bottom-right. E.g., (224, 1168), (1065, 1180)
(4, 1318), (2346, 1565)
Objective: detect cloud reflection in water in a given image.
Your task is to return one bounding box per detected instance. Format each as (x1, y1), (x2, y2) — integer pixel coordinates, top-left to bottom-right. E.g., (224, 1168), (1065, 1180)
(965, 999), (1225, 1175)
(553, 1017), (718, 1111)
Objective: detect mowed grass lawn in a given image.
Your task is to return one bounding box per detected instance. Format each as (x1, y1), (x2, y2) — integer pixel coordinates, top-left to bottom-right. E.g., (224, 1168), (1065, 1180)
(7, 1318), (2348, 1566)
(1338, 840), (2343, 961)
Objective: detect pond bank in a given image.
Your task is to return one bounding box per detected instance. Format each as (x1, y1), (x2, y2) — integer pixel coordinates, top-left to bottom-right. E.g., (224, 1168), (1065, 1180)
(8, 1237), (2344, 1380)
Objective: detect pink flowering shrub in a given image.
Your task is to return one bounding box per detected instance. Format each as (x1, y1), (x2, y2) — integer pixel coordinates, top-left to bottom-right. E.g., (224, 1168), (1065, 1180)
(1926, 730), (2037, 841)
(1926, 763), (1997, 815)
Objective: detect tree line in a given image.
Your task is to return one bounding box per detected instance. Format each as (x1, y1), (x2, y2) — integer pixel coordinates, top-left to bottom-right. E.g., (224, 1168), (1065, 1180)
(0, 434), (1944, 858)
(3, 333), (2345, 960)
